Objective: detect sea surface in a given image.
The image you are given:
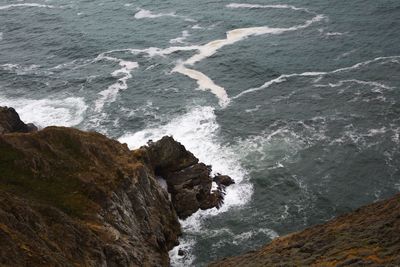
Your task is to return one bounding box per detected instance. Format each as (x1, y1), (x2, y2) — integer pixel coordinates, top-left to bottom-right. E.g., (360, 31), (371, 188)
(1, 0), (400, 265)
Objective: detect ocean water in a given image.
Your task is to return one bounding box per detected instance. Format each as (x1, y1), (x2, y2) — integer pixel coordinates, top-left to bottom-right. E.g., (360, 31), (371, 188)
(1, 0), (400, 265)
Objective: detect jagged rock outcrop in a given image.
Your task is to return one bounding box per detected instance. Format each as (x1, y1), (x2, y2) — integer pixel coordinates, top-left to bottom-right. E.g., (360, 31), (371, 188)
(0, 106), (37, 134)
(210, 193), (400, 266)
(213, 174), (235, 187)
(138, 136), (233, 219)
(0, 107), (233, 266)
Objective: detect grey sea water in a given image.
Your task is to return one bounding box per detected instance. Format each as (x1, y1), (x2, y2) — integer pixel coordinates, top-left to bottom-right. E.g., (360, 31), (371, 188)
(1, 0), (400, 266)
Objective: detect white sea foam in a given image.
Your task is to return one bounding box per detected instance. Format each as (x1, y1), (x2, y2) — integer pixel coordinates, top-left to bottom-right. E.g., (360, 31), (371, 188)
(134, 8), (177, 19)
(0, 63), (54, 76)
(0, 32), (3, 41)
(191, 24), (203, 29)
(119, 106), (252, 265)
(172, 64), (230, 107)
(0, 3), (54, 10)
(169, 238), (196, 266)
(169, 30), (190, 44)
(227, 3), (311, 13)
(184, 15), (324, 66)
(314, 79), (393, 90)
(134, 8), (197, 22)
(0, 96), (87, 127)
(97, 12), (324, 108)
(170, 14), (324, 107)
(232, 228), (279, 244)
(118, 106), (252, 211)
(235, 56), (400, 98)
(94, 58), (138, 112)
(325, 31), (346, 36)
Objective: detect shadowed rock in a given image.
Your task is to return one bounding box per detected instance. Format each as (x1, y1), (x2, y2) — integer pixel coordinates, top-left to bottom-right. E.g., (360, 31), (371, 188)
(145, 136), (233, 219)
(0, 112), (181, 266)
(214, 174), (235, 187)
(0, 107), (37, 134)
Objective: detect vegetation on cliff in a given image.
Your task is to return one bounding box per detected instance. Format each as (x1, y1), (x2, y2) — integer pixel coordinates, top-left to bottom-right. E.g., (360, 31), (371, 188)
(0, 107), (232, 266)
(210, 194), (400, 266)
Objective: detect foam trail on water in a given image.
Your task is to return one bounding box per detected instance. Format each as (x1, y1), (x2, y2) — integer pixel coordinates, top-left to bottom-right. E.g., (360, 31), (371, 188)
(183, 15), (324, 66)
(134, 8), (196, 22)
(171, 14), (324, 107)
(234, 72), (326, 99)
(314, 79), (393, 90)
(98, 13), (323, 108)
(172, 64), (230, 107)
(94, 56), (139, 112)
(134, 8), (177, 19)
(227, 3), (311, 13)
(234, 55), (400, 98)
(0, 96), (87, 127)
(0, 3), (54, 10)
(169, 30), (190, 44)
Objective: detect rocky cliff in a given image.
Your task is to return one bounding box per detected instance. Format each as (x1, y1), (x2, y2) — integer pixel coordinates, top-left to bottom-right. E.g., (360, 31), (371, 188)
(210, 193), (400, 266)
(0, 107), (232, 266)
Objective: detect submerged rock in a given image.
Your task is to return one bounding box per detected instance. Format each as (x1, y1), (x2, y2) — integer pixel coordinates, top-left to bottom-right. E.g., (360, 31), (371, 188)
(0, 106), (37, 134)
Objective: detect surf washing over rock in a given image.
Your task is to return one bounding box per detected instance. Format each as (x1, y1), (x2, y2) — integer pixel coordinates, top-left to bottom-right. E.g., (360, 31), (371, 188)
(1, 0), (400, 265)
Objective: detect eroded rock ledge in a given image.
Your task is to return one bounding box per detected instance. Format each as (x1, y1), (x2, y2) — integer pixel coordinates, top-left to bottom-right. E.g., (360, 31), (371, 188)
(0, 107), (233, 266)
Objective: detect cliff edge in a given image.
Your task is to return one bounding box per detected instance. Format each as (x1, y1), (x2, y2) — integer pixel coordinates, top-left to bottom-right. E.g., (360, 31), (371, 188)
(0, 107), (232, 266)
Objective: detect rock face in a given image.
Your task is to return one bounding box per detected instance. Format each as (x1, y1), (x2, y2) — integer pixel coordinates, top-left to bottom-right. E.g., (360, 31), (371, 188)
(142, 136), (232, 219)
(210, 193), (400, 266)
(0, 107), (233, 266)
(0, 126), (181, 266)
(0, 107), (37, 134)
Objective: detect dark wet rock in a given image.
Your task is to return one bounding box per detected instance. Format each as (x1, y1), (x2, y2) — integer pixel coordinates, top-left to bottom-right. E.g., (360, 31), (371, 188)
(145, 136), (234, 219)
(214, 174), (235, 187)
(0, 106), (37, 134)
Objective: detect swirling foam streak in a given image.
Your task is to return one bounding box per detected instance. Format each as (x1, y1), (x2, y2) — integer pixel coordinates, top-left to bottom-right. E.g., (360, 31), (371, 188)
(172, 14), (324, 107)
(314, 79), (393, 90)
(93, 56), (138, 112)
(96, 12), (323, 108)
(134, 8), (177, 19)
(227, 3), (311, 13)
(234, 56), (400, 98)
(134, 8), (196, 22)
(169, 30), (190, 44)
(0, 3), (54, 10)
